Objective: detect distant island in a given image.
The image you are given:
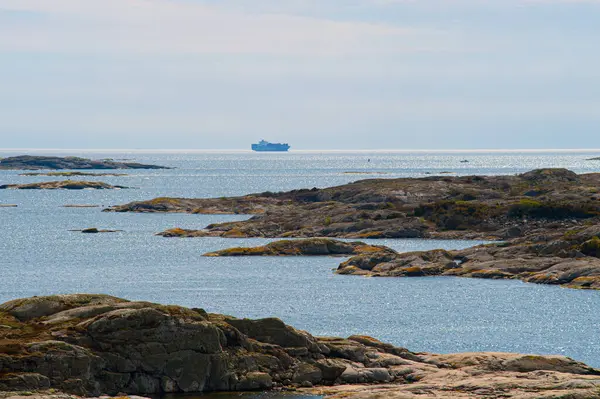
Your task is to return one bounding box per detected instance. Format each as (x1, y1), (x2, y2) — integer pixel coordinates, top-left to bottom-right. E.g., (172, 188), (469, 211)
(0, 155), (171, 170)
(20, 171), (128, 177)
(0, 180), (129, 190)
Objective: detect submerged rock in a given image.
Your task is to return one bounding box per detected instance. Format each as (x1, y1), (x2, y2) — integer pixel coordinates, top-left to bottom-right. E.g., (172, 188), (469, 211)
(0, 294), (599, 399)
(0, 155), (170, 170)
(0, 181), (128, 190)
(77, 228), (122, 233)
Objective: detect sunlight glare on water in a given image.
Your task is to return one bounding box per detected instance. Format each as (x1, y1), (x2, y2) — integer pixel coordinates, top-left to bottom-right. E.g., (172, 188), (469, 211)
(1, 150), (600, 367)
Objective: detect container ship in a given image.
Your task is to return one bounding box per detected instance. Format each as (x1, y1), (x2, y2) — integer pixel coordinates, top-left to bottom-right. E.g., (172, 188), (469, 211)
(251, 140), (290, 152)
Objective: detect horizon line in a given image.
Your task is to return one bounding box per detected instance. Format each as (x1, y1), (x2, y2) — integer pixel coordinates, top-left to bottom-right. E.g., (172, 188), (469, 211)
(1, 148), (600, 154)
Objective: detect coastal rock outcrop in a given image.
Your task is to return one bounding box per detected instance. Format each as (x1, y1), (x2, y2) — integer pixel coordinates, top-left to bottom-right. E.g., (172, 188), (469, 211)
(202, 238), (395, 257)
(1, 295), (600, 399)
(106, 196), (279, 214)
(0, 156), (169, 170)
(337, 224), (600, 289)
(106, 168), (600, 240)
(0, 394), (148, 399)
(316, 352), (600, 398)
(0, 181), (128, 190)
(105, 169), (600, 290)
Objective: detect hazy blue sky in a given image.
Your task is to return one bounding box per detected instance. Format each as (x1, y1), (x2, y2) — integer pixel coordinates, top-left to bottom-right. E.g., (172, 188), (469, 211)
(0, 0), (599, 150)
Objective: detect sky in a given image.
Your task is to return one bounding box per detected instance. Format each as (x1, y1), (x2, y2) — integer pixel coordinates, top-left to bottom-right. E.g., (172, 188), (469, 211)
(0, 0), (599, 150)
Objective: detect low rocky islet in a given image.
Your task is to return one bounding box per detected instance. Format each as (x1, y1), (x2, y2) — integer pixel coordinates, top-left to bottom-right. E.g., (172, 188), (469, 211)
(0, 181), (128, 190)
(0, 155), (170, 170)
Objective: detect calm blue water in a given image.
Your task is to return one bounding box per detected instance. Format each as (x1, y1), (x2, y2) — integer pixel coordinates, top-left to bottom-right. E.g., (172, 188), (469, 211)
(1, 150), (600, 368)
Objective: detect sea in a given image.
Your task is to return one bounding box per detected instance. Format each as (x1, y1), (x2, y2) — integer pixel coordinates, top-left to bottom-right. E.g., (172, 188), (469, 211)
(2, 149), (600, 377)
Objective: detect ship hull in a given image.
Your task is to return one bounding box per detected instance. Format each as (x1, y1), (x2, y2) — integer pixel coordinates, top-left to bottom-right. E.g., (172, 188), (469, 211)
(251, 144), (290, 152)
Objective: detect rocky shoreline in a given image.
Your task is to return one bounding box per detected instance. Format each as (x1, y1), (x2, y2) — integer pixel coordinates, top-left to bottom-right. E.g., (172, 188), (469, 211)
(0, 394), (149, 399)
(1, 294), (600, 399)
(335, 224), (600, 289)
(0, 156), (169, 170)
(104, 168), (600, 290)
(195, 230), (600, 289)
(106, 168), (600, 240)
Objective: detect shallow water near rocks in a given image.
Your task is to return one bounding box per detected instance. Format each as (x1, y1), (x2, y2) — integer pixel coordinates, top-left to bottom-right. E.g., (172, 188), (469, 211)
(1, 150), (600, 367)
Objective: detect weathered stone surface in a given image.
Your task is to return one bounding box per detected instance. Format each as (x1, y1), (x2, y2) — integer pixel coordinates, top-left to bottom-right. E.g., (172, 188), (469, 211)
(106, 197), (277, 214)
(225, 317), (318, 350)
(292, 363), (323, 384)
(3, 295), (599, 399)
(0, 295), (421, 396)
(0, 181), (128, 190)
(0, 294), (126, 321)
(0, 155), (169, 170)
(313, 352), (600, 398)
(203, 238), (395, 257)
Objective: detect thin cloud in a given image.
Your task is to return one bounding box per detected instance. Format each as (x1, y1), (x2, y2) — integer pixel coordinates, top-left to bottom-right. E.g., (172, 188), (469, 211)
(0, 0), (453, 56)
